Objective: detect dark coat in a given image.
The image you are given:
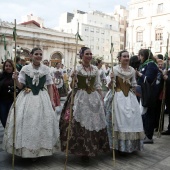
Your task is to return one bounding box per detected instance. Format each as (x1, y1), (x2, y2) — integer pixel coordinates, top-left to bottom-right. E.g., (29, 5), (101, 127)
(137, 62), (158, 86)
(165, 70), (170, 103)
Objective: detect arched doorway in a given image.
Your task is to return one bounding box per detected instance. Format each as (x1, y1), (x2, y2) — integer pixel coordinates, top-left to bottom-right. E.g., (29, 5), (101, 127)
(50, 52), (63, 67)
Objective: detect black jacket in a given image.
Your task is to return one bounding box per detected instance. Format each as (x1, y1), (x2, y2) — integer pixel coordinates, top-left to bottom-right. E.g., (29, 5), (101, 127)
(0, 72), (16, 101)
(165, 70), (170, 103)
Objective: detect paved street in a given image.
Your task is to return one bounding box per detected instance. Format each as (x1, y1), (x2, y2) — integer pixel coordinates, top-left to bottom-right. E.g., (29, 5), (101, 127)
(1, 99), (170, 170)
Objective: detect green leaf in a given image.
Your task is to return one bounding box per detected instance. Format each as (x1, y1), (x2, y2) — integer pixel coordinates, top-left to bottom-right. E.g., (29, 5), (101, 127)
(110, 42), (114, 54)
(13, 27), (17, 41)
(75, 32), (83, 41)
(1, 34), (7, 51)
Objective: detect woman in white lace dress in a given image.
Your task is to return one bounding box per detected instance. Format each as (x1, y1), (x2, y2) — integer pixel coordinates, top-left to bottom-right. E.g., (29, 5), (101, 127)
(96, 59), (108, 97)
(105, 50), (144, 153)
(3, 48), (60, 158)
(59, 47), (110, 160)
(54, 62), (68, 97)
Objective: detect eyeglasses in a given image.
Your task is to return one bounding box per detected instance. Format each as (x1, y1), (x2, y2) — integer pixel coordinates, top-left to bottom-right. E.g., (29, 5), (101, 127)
(34, 53), (42, 56)
(85, 53), (92, 55)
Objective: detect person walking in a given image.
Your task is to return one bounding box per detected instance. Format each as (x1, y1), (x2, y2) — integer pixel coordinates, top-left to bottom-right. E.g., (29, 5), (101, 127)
(0, 60), (17, 128)
(3, 48), (60, 158)
(105, 50), (144, 153)
(60, 47), (110, 161)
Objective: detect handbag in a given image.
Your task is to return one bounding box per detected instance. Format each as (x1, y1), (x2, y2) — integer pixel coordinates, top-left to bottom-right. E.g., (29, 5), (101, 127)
(141, 76), (156, 107)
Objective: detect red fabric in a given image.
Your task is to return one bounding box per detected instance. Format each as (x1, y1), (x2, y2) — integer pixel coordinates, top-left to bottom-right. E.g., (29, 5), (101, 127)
(52, 84), (60, 107)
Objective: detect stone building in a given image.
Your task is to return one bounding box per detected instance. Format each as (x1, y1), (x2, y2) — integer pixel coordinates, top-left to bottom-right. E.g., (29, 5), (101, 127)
(127, 0), (170, 56)
(57, 10), (120, 63)
(113, 5), (129, 51)
(0, 15), (83, 68)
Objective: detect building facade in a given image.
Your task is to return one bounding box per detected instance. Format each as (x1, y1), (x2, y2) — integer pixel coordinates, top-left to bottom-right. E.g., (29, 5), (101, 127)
(57, 10), (120, 63)
(0, 17), (83, 68)
(127, 0), (170, 56)
(113, 5), (129, 51)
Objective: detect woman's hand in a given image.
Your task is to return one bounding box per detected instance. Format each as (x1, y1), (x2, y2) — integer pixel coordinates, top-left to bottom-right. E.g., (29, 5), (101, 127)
(12, 71), (19, 80)
(159, 68), (163, 74)
(71, 70), (77, 78)
(12, 71), (24, 89)
(136, 69), (142, 77)
(163, 75), (168, 80)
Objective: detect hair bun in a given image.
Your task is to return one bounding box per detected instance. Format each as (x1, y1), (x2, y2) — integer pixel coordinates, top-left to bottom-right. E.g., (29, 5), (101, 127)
(79, 47), (89, 59)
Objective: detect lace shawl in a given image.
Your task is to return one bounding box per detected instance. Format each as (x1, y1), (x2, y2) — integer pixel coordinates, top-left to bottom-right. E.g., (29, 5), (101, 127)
(18, 63), (53, 86)
(73, 64), (106, 131)
(112, 65), (137, 87)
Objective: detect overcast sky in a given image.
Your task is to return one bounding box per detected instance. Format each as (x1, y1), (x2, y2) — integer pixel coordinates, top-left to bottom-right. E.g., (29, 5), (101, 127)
(0, 0), (128, 28)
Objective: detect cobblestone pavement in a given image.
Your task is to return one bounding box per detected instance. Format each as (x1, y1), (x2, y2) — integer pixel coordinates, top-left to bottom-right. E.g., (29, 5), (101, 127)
(0, 99), (170, 170)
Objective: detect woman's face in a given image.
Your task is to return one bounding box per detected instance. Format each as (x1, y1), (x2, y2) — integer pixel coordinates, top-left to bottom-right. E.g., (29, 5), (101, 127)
(82, 49), (92, 64)
(98, 61), (103, 69)
(43, 61), (49, 66)
(31, 50), (43, 65)
(4, 62), (13, 73)
(139, 54), (144, 63)
(120, 52), (129, 65)
(56, 63), (61, 69)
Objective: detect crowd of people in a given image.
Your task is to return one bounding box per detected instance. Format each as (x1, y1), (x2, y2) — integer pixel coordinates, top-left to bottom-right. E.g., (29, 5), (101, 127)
(0, 46), (170, 164)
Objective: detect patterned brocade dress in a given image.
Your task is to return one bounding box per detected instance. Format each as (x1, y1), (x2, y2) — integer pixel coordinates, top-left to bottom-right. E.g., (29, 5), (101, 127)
(59, 64), (110, 156)
(104, 65), (144, 153)
(3, 64), (60, 158)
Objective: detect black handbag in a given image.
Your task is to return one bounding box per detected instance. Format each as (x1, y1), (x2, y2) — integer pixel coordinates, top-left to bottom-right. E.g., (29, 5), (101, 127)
(141, 77), (155, 107)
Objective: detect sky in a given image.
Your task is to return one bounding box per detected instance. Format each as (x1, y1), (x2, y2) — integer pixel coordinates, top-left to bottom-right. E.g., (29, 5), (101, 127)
(0, 0), (128, 28)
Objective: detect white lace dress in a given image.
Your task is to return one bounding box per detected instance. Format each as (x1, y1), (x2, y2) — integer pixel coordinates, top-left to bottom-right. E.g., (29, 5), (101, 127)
(3, 64), (60, 158)
(73, 65), (106, 132)
(104, 65), (144, 152)
(59, 64), (110, 156)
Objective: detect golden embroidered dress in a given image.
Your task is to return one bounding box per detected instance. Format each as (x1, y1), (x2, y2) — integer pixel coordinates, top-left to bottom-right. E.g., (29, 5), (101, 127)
(3, 64), (60, 158)
(59, 64), (110, 156)
(104, 65), (144, 152)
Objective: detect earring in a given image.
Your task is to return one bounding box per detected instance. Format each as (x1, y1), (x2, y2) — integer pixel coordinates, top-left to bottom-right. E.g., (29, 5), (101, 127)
(79, 58), (82, 64)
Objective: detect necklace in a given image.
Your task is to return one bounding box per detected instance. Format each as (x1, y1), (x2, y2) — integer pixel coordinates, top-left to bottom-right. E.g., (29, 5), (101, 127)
(32, 63), (40, 69)
(82, 64), (91, 87)
(82, 63), (90, 68)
